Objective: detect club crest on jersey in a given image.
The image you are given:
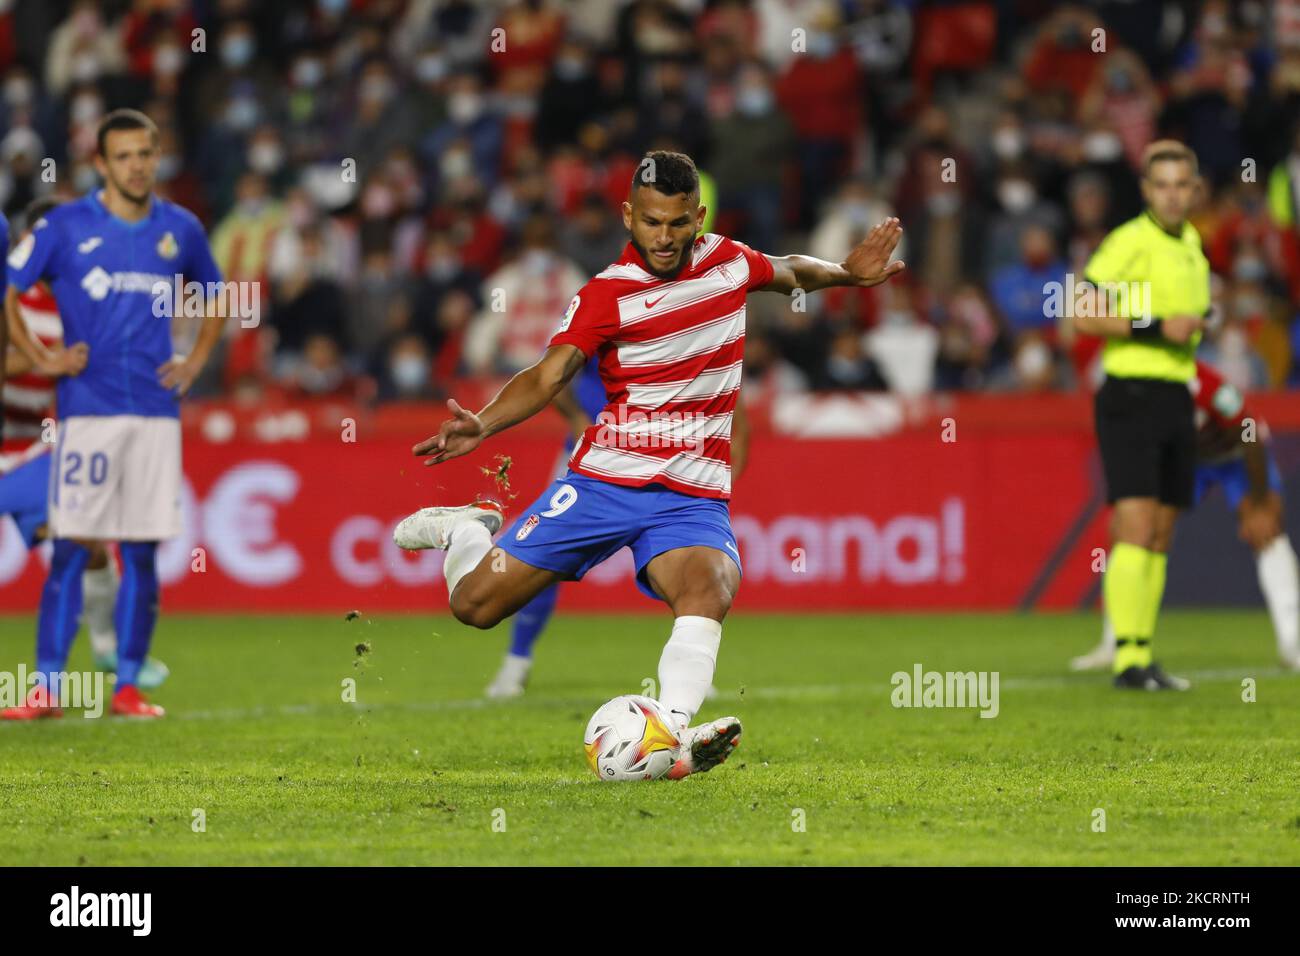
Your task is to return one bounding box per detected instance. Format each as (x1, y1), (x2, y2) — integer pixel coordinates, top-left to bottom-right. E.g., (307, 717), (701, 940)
(156, 231), (179, 260)
(516, 513), (540, 541)
(558, 295), (580, 333)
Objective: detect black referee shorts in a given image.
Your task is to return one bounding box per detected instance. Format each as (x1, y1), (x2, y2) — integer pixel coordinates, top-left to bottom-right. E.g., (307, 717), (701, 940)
(1094, 376), (1196, 508)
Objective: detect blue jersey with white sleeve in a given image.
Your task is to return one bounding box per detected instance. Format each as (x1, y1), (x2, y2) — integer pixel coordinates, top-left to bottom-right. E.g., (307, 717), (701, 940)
(5, 192), (221, 419)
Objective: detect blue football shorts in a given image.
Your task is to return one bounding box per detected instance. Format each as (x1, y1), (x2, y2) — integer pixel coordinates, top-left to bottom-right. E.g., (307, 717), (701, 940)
(496, 470), (741, 602)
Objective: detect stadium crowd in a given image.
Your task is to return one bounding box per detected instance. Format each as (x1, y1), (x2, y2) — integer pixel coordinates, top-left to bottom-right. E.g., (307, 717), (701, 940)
(2, 0), (1300, 405)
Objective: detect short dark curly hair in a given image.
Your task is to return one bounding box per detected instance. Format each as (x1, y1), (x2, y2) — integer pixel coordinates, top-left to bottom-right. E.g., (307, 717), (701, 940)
(631, 150), (699, 198)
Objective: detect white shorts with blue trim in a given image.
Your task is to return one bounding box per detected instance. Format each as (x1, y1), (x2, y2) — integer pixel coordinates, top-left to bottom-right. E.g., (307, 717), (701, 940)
(48, 415), (182, 541)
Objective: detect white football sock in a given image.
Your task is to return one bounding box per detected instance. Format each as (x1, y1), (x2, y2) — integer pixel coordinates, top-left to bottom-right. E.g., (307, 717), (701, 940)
(1257, 535), (1300, 660)
(1100, 609), (1116, 652)
(658, 616), (722, 728)
(83, 561), (120, 660)
(444, 519), (493, 601)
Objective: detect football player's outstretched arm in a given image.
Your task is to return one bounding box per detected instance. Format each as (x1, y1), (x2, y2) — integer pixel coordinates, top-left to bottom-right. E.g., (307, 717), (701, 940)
(761, 217), (906, 294)
(414, 344), (588, 466)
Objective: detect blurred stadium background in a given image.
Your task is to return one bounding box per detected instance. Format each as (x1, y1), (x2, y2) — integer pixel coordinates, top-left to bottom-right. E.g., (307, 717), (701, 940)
(2, 0), (1299, 615)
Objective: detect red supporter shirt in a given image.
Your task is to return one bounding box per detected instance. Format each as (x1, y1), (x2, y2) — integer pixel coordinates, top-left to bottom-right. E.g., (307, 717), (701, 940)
(549, 233), (774, 500)
(2, 284), (61, 453)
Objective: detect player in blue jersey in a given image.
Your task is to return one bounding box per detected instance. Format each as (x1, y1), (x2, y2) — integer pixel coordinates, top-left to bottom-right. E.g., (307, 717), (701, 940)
(2, 109), (224, 719)
(2, 198), (170, 694)
(483, 356), (751, 698)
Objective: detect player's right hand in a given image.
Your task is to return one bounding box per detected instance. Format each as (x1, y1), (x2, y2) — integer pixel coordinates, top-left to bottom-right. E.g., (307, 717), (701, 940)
(1160, 315), (1203, 344)
(414, 398), (485, 465)
(41, 342), (89, 377)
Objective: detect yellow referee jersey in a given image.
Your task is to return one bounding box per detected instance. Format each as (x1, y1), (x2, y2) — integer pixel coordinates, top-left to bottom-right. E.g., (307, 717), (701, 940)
(1083, 211), (1210, 383)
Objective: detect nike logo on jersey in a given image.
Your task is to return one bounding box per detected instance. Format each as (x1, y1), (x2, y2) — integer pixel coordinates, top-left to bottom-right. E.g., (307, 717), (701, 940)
(643, 292), (669, 309)
(78, 237), (103, 254)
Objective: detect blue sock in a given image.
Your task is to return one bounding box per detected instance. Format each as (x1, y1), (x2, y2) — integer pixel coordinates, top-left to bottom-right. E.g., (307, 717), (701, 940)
(36, 540), (91, 691)
(114, 541), (159, 690)
(509, 584), (559, 658)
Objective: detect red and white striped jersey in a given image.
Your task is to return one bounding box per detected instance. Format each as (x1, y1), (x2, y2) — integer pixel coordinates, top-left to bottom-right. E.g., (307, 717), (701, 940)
(2, 284), (61, 452)
(550, 233), (774, 499)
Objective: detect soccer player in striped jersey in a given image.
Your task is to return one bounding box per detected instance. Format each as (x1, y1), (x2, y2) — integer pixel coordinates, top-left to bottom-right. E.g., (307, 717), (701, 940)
(396, 151), (904, 777)
(483, 355), (748, 699)
(1072, 359), (1300, 671)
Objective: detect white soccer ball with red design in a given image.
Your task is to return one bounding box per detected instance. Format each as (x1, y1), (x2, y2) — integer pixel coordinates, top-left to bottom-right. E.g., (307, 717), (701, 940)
(583, 695), (680, 781)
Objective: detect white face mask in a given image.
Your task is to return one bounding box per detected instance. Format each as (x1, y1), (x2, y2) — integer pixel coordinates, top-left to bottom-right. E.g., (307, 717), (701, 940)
(992, 127), (1024, 160)
(4, 77), (33, 107)
(73, 164), (99, 192)
(926, 191), (961, 217)
(998, 180), (1036, 213)
(441, 148), (472, 180)
(248, 142), (284, 174)
(156, 154), (182, 182)
(448, 92), (484, 125)
(1082, 131), (1123, 162)
(154, 45), (184, 77)
(415, 54), (447, 84)
(71, 94), (102, 125)
(391, 355), (429, 391)
(71, 52), (101, 83)
(293, 59), (324, 88)
(1016, 341), (1052, 379)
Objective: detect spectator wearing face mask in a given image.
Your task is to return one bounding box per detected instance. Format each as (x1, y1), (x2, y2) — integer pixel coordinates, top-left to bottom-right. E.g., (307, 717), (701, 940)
(1079, 50), (1159, 172)
(774, 3), (861, 229)
(44, 0), (128, 99)
(285, 332), (373, 402)
(711, 60), (792, 254)
(379, 335), (436, 402)
(535, 37), (603, 151)
(984, 163), (1065, 275)
(989, 225), (1068, 336)
(422, 70), (505, 191)
(338, 59), (419, 182)
(463, 212), (586, 375)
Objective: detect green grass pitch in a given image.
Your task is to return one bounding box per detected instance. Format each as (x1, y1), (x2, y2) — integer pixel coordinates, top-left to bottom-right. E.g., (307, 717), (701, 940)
(0, 610), (1297, 866)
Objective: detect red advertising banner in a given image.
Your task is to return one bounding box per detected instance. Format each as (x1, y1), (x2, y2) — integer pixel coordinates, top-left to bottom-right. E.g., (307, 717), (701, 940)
(0, 431), (1104, 612)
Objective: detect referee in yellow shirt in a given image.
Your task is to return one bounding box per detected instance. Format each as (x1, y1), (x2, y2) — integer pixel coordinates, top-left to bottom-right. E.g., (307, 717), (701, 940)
(1074, 140), (1209, 690)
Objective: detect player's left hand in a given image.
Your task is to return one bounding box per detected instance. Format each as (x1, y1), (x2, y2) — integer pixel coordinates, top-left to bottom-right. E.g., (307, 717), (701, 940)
(1238, 494), (1283, 551)
(842, 217), (906, 288)
(157, 355), (201, 395)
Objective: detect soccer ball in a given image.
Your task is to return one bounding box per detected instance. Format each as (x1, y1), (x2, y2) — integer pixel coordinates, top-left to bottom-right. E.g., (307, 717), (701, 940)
(583, 695), (681, 781)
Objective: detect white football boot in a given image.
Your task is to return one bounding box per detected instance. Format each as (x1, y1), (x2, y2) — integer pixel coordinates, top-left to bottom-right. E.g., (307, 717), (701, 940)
(1069, 641), (1115, 672)
(393, 500), (504, 551)
(485, 653), (531, 699)
(666, 715), (743, 780)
